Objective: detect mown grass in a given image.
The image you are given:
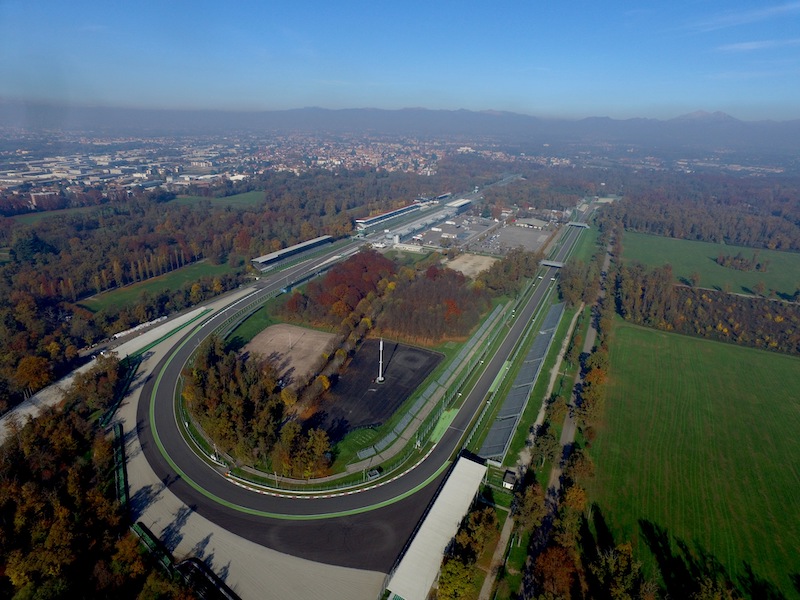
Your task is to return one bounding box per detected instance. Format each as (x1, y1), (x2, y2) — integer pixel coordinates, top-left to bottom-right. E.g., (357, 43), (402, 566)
(493, 529), (529, 600)
(170, 190), (266, 208)
(13, 204), (110, 225)
(78, 261), (235, 313)
(224, 301), (282, 350)
(569, 223), (601, 263)
(586, 321), (800, 599)
(622, 231), (800, 298)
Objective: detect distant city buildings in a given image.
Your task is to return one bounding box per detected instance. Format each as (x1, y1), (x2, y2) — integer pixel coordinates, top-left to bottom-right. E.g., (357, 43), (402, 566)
(0, 126), (782, 213)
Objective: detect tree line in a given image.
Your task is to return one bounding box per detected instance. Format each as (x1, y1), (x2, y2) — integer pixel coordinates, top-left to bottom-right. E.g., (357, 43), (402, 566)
(614, 262), (800, 355)
(0, 355), (195, 599)
(602, 171), (800, 251)
(715, 251), (769, 273)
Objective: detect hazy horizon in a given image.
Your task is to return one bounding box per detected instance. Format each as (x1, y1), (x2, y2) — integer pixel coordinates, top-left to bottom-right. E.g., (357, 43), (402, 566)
(2, 1), (799, 121)
(1, 98), (786, 124)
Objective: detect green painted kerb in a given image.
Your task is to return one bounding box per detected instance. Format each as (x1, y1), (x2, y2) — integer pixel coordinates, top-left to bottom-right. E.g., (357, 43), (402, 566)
(430, 408), (459, 443)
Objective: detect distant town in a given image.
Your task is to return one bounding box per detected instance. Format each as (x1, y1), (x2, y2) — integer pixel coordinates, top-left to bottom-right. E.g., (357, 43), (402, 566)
(1, 109), (794, 215)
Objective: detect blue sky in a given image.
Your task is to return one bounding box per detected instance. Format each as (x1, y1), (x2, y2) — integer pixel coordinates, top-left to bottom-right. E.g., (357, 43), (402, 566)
(1, 1), (799, 120)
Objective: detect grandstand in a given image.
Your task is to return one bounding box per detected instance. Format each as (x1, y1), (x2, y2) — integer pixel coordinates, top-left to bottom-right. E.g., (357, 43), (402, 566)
(250, 235), (333, 271)
(354, 203), (421, 231)
(445, 198), (471, 212)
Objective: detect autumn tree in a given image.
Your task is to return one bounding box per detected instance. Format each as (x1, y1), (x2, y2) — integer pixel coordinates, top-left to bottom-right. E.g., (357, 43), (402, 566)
(454, 506), (498, 561)
(0, 358), (194, 598)
(533, 425), (561, 468)
(589, 542), (642, 600)
(534, 545), (577, 599)
(14, 355), (53, 394)
(514, 481), (547, 533)
(437, 558), (474, 600)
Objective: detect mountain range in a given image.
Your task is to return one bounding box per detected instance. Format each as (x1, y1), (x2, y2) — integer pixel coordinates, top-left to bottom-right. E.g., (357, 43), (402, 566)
(2, 99), (799, 153)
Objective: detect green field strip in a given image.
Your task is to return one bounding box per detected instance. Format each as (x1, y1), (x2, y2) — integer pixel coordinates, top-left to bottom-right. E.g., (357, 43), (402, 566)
(79, 261), (235, 313)
(622, 231), (800, 297)
(586, 322), (800, 599)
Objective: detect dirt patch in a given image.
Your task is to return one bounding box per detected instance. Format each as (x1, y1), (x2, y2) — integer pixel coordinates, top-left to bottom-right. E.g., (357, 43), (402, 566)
(446, 253), (499, 278)
(243, 324), (337, 388)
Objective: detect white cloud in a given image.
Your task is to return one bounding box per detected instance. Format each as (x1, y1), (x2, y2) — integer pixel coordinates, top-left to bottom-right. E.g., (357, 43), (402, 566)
(690, 2), (800, 32)
(717, 38), (800, 52)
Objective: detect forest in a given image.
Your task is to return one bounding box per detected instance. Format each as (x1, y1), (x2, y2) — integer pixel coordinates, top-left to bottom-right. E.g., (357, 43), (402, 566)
(0, 355), (194, 599)
(602, 171), (800, 251)
(0, 167), (454, 416)
(280, 247), (532, 346)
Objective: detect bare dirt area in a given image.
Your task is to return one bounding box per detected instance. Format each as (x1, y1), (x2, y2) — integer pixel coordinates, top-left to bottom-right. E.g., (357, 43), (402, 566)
(243, 324), (337, 388)
(446, 253), (498, 278)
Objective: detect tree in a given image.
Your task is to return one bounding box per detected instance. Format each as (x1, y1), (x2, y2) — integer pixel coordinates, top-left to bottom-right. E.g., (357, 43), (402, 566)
(304, 428), (331, 477)
(692, 576), (743, 600)
(437, 558), (474, 600)
(514, 482), (547, 532)
(15, 355), (52, 392)
(534, 546), (576, 598)
(549, 394), (569, 424)
(564, 485), (587, 513)
(566, 333), (583, 366)
(534, 427), (561, 467)
(455, 506), (497, 559)
(590, 542), (641, 600)
(554, 504), (582, 550)
(689, 271), (701, 287)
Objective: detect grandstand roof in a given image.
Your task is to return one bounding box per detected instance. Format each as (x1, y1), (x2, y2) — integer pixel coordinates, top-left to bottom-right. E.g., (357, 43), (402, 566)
(445, 198), (471, 209)
(385, 455), (486, 600)
(251, 235), (332, 265)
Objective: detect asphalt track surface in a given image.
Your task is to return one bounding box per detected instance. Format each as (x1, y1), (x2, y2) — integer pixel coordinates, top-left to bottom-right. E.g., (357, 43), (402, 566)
(136, 224), (584, 572)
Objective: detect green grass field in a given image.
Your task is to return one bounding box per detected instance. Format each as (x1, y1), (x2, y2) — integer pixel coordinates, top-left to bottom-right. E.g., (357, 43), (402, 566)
(79, 261), (234, 313)
(170, 190), (266, 208)
(568, 222), (601, 263)
(224, 301), (282, 350)
(586, 322), (800, 598)
(623, 231), (800, 298)
(12, 204), (112, 225)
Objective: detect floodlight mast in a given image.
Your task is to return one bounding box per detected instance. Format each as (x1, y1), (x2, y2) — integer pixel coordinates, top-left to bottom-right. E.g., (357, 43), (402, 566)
(377, 338), (385, 383)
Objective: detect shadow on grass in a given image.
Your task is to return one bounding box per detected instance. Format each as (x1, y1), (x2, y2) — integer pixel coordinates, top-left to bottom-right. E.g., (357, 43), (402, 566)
(791, 573), (800, 594)
(639, 518), (788, 600)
